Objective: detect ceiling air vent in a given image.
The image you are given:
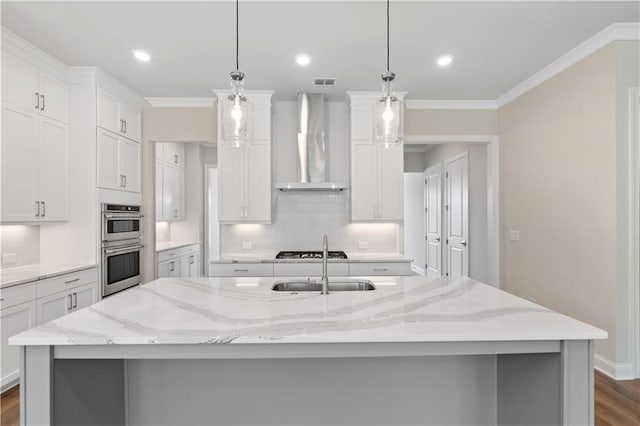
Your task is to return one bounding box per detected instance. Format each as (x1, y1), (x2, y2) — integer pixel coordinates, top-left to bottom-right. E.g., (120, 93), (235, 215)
(313, 78), (336, 86)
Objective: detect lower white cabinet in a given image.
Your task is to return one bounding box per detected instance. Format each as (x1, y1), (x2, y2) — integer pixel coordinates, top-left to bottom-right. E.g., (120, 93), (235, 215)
(209, 261), (412, 277)
(1, 300), (37, 391)
(0, 267), (98, 391)
(157, 244), (200, 278)
(36, 281), (98, 324)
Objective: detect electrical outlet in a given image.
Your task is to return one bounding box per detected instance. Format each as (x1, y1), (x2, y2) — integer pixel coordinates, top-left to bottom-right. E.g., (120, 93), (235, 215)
(242, 242), (252, 250)
(2, 253), (16, 265)
(358, 242), (368, 250)
(509, 230), (520, 241)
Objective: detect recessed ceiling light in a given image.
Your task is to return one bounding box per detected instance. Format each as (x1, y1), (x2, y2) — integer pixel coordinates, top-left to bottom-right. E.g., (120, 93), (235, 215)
(295, 54), (311, 66)
(133, 49), (151, 62)
(436, 55), (453, 68)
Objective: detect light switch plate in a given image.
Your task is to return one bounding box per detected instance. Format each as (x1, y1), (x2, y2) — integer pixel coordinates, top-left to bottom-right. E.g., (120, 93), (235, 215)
(242, 242), (252, 250)
(2, 253), (16, 265)
(358, 242), (368, 249)
(509, 230), (520, 241)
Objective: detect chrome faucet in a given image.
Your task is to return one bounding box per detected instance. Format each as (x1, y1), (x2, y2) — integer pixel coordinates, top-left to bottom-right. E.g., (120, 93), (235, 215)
(321, 235), (329, 295)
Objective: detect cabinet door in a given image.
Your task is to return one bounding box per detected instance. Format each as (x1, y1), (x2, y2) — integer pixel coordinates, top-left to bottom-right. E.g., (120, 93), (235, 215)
(38, 117), (69, 221)
(218, 144), (245, 221)
(1, 104), (39, 222)
(378, 145), (404, 221)
(73, 282), (98, 310)
(119, 138), (141, 193)
(351, 107), (373, 141)
(162, 164), (181, 220)
(120, 102), (141, 143)
(189, 254), (200, 277)
(245, 143), (271, 222)
(163, 142), (184, 167)
(157, 260), (171, 278)
(351, 143), (377, 221)
(97, 87), (120, 134)
(97, 129), (121, 190)
(1, 50), (39, 112)
(1, 301), (37, 389)
(38, 71), (68, 124)
(156, 161), (165, 220)
(179, 256), (190, 278)
(37, 291), (71, 324)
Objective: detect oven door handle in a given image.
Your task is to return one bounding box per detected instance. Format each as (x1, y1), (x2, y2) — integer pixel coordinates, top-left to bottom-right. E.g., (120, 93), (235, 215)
(104, 214), (143, 219)
(105, 245), (144, 255)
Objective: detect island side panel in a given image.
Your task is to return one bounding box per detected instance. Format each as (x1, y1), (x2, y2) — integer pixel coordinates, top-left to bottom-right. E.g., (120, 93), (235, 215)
(126, 355), (497, 426)
(561, 340), (594, 425)
(53, 359), (126, 426)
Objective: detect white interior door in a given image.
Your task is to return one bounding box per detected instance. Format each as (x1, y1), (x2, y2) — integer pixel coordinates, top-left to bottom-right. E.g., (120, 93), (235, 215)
(425, 164), (442, 279)
(446, 152), (469, 278)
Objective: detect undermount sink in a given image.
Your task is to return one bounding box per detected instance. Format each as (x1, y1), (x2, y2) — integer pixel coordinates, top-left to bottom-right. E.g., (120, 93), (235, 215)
(272, 279), (376, 292)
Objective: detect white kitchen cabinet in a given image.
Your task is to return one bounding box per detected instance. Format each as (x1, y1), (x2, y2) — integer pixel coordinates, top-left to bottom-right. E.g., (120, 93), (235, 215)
(97, 86), (141, 143)
(157, 162), (184, 221)
(348, 93), (405, 222)
(209, 263), (274, 277)
(348, 262), (411, 276)
(161, 143), (185, 167)
(1, 49), (68, 124)
(157, 244), (201, 278)
(1, 300), (37, 390)
(97, 128), (141, 193)
(1, 103), (69, 223)
(273, 263), (349, 277)
(37, 280), (98, 324)
(216, 91), (273, 224)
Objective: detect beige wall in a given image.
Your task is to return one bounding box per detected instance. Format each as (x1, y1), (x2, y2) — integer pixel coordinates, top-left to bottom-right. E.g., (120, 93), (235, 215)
(498, 44), (618, 360)
(405, 109), (498, 135)
(142, 106), (216, 143)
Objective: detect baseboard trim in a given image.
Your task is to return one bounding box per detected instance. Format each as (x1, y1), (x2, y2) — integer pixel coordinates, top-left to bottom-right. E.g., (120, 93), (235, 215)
(594, 354), (635, 380)
(411, 264), (425, 276)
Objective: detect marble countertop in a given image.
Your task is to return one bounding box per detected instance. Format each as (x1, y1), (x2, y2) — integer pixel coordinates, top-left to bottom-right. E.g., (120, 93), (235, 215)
(10, 276), (606, 346)
(0, 263), (97, 289)
(209, 253), (413, 264)
(156, 241), (201, 252)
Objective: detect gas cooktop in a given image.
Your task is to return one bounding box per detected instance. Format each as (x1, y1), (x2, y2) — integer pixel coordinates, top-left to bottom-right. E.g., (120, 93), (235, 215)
(275, 251), (348, 260)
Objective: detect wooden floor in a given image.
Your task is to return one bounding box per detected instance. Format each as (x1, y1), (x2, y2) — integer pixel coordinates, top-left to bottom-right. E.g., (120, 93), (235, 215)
(1, 370), (638, 425)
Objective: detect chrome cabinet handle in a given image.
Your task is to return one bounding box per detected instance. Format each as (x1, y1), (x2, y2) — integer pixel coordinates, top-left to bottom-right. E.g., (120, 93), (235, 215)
(174, 154), (178, 164)
(35, 201), (40, 217)
(35, 92), (40, 109)
(373, 268), (388, 272)
(120, 175), (125, 187)
(435, 237), (441, 242)
(461, 240), (467, 247)
(65, 278), (80, 285)
(40, 94), (45, 111)
(189, 255), (194, 265)
(234, 269), (249, 273)
(73, 293), (78, 309)
(41, 201), (45, 217)
(123, 175), (127, 188)
(67, 294), (73, 310)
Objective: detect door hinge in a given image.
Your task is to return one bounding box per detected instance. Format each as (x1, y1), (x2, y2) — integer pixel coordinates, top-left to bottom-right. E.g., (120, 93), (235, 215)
(425, 264), (428, 269)
(425, 235), (428, 241)
(446, 239), (449, 244)
(445, 205), (449, 211)
(425, 207), (428, 212)
(446, 273), (449, 277)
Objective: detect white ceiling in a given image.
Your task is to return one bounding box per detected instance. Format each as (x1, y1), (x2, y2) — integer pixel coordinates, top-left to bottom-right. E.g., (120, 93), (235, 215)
(2, 1), (638, 101)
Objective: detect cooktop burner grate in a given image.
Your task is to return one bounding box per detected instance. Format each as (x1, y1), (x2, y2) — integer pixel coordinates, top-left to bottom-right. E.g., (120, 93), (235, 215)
(275, 251), (348, 260)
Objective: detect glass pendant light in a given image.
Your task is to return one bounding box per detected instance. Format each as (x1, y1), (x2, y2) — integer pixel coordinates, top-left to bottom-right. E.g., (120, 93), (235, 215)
(222, 0), (252, 147)
(373, 0), (403, 148)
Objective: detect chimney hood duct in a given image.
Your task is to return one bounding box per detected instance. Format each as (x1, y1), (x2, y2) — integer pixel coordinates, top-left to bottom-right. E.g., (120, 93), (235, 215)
(275, 93), (347, 192)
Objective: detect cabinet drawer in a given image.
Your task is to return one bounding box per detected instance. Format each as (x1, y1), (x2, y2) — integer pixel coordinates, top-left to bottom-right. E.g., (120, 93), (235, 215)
(273, 263), (349, 277)
(37, 267), (98, 299)
(157, 245), (199, 263)
(348, 262), (411, 276)
(209, 263), (274, 277)
(0, 281), (37, 310)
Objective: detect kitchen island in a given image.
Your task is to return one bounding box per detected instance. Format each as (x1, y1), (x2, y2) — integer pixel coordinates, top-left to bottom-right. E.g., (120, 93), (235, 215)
(11, 276), (605, 426)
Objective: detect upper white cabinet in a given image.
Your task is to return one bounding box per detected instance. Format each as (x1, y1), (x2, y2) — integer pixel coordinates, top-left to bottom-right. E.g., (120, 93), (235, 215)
(156, 143), (185, 221)
(97, 86), (141, 143)
(348, 93), (405, 222)
(1, 50), (68, 124)
(97, 128), (141, 193)
(216, 91), (273, 224)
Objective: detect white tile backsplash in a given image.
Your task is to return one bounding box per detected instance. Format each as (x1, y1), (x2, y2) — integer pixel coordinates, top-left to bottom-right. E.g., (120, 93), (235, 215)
(0, 225), (40, 267)
(220, 192), (400, 254)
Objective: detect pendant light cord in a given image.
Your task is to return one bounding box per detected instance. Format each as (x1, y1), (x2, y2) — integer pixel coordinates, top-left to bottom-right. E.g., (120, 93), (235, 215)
(386, 0), (390, 72)
(236, 0), (239, 70)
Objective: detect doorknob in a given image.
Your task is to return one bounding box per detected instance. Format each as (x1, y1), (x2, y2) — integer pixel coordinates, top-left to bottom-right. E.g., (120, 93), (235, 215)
(461, 240), (467, 247)
(435, 237), (440, 242)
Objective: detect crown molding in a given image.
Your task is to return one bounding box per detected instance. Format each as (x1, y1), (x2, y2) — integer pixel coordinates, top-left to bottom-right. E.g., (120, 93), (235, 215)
(496, 22), (640, 108)
(145, 97), (216, 108)
(404, 99), (498, 110)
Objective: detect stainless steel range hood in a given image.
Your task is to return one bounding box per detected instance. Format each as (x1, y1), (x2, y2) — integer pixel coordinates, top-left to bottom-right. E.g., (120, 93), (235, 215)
(275, 93), (347, 192)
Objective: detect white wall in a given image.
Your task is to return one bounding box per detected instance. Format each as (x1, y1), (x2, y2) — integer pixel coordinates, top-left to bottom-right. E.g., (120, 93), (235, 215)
(221, 100), (400, 255)
(0, 225), (40, 267)
(404, 174), (425, 274)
